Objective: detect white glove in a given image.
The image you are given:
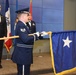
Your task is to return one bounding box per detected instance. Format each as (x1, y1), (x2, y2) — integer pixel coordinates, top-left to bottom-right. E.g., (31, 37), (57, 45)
(34, 32), (40, 37)
(40, 31), (48, 36)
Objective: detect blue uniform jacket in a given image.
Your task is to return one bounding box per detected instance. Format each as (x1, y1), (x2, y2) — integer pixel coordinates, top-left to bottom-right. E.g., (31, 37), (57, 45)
(12, 21), (37, 65)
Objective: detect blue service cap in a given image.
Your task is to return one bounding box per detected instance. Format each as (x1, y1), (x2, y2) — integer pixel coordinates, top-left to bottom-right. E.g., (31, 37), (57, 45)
(16, 7), (29, 14)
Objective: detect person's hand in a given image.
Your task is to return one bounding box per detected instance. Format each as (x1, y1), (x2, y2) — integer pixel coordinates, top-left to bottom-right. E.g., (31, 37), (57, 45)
(40, 31), (48, 36)
(34, 32), (40, 37)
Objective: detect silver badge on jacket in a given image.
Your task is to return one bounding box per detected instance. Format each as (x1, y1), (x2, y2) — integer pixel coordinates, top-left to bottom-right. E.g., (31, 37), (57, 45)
(20, 28), (26, 32)
(33, 23), (35, 26)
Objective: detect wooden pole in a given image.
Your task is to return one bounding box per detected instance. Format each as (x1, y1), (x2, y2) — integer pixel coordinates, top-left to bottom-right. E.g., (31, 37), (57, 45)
(0, 34), (33, 40)
(0, 32), (50, 40)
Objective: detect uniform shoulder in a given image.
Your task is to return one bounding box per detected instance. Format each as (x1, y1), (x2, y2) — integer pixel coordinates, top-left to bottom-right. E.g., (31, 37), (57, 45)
(17, 21), (26, 27)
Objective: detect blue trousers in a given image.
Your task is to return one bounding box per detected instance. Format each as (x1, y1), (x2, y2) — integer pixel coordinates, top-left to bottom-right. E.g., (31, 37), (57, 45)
(17, 64), (30, 75)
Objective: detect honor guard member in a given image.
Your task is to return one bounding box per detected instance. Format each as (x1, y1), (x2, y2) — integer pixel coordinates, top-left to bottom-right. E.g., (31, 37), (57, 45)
(0, 5), (7, 68)
(27, 13), (43, 39)
(11, 8), (39, 75)
(26, 13), (36, 33)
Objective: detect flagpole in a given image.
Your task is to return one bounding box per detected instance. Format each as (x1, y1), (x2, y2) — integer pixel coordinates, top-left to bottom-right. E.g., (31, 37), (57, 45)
(0, 32), (50, 40)
(6, 51), (10, 60)
(48, 32), (56, 74)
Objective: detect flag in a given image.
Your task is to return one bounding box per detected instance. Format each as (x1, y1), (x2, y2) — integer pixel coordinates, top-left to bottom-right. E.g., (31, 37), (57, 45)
(16, 0), (18, 11)
(50, 31), (76, 75)
(29, 0), (32, 20)
(14, 0), (18, 30)
(4, 0), (12, 52)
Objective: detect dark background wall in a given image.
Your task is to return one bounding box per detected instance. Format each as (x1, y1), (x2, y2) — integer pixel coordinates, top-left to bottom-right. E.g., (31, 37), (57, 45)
(0, 0), (64, 38)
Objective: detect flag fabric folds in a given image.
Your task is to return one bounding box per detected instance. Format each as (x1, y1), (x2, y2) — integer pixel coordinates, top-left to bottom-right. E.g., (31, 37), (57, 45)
(14, 0), (18, 30)
(50, 31), (76, 75)
(29, 0), (32, 20)
(16, 0), (18, 11)
(4, 0), (12, 52)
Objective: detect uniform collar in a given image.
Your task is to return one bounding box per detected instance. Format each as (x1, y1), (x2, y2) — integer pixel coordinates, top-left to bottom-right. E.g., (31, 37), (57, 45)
(23, 22), (27, 26)
(19, 20), (27, 26)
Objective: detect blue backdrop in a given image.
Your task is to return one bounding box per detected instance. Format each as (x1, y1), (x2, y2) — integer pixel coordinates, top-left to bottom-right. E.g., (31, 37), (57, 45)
(0, 0), (64, 38)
